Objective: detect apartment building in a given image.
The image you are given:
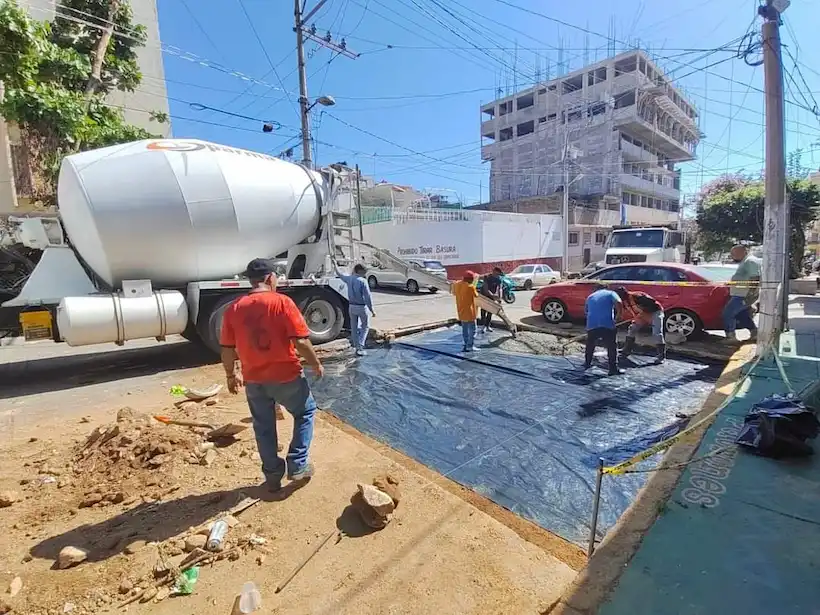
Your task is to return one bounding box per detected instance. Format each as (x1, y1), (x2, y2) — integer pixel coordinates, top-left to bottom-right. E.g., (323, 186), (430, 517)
(0, 0), (170, 214)
(479, 50), (700, 230)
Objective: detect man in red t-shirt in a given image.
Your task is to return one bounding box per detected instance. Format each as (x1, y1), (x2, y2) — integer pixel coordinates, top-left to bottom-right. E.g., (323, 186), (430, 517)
(220, 258), (324, 491)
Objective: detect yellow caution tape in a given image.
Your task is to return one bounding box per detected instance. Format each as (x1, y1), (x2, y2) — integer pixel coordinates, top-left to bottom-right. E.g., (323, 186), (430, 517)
(602, 351), (766, 475)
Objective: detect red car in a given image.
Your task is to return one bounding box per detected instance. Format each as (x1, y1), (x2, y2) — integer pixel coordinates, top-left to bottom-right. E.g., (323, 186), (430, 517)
(530, 263), (733, 338)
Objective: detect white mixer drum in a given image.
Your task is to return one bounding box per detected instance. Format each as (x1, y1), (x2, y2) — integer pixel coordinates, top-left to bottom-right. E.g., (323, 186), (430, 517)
(57, 139), (323, 288)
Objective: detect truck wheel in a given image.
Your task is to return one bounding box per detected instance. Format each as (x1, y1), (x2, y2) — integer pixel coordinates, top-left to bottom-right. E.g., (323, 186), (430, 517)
(196, 294), (242, 355)
(299, 291), (344, 345)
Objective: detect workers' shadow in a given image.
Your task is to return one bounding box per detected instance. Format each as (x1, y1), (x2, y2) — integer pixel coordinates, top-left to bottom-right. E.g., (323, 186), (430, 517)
(29, 484), (300, 565)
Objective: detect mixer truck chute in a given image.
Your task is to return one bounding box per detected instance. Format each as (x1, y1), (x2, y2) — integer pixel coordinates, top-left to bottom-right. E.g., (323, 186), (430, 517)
(1, 139), (353, 351)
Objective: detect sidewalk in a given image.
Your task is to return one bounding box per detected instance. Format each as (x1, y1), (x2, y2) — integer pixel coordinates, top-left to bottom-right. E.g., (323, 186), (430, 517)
(586, 296), (820, 615)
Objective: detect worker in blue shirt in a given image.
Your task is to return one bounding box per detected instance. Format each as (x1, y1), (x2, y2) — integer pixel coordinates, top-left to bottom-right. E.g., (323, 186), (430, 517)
(338, 263), (376, 356)
(584, 285), (625, 376)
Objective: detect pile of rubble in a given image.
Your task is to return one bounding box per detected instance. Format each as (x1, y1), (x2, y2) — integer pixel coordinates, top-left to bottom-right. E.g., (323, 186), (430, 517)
(73, 407), (210, 482)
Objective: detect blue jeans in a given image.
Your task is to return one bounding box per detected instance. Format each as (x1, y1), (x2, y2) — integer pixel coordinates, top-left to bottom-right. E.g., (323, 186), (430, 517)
(461, 320), (476, 350)
(627, 310), (665, 344)
(245, 375), (317, 484)
(723, 296), (757, 334)
(349, 305), (370, 350)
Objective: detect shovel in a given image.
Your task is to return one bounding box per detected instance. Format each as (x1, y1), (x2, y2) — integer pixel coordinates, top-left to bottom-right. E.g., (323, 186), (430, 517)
(153, 416), (249, 441)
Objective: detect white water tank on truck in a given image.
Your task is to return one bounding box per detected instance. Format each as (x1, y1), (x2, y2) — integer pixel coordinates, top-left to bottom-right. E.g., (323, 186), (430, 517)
(57, 139), (324, 288)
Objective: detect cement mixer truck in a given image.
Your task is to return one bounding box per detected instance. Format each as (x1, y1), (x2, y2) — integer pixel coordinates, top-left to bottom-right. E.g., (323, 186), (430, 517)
(1, 138), (516, 352)
(0, 139), (363, 353)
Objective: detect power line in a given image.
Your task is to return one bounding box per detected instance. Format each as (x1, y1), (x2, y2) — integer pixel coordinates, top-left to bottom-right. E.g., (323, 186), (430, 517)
(236, 0), (300, 119)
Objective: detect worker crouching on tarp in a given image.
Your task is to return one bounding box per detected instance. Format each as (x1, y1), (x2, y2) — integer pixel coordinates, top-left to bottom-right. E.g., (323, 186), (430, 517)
(583, 284), (625, 376)
(616, 287), (666, 364)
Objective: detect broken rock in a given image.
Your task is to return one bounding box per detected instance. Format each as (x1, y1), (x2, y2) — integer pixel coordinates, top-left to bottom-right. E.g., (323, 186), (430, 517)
(7, 576), (22, 598)
(372, 474), (401, 507)
(200, 448), (218, 467)
(357, 484), (395, 516)
(57, 546), (89, 569)
(123, 539), (147, 555)
(0, 491), (18, 508)
(185, 534), (207, 552)
(119, 579), (134, 595)
(140, 587), (158, 603)
(79, 493), (103, 508)
(116, 407), (135, 422)
(351, 491), (391, 529)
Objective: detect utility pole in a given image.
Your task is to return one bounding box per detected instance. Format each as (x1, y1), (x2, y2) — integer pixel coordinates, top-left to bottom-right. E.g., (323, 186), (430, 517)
(355, 164), (364, 240)
(757, 0), (790, 352)
(294, 0), (358, 169)
(562, 141), (570, 276)
(294, 0), (313, 168)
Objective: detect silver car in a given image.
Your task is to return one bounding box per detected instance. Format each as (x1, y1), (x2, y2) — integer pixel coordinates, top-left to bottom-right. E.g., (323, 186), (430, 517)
(366, 258), (446, 294)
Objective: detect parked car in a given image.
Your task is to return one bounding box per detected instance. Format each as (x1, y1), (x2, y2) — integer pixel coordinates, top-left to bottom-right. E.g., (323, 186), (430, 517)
(366, 258), (446, 294)
(579, 261), (606, 277)
(530, 263), (734, 339)
(508, 263), (561, 290)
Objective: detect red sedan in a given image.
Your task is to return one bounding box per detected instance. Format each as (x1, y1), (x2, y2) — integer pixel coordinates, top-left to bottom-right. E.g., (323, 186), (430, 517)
(530, 263), (733, 338)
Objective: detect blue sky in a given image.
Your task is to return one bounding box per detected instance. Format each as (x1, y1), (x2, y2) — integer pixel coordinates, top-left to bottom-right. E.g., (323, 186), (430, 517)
(149, 0), (820, 204)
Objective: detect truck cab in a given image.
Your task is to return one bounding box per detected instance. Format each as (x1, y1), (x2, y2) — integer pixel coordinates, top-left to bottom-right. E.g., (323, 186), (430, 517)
(604, 226), (683, 266)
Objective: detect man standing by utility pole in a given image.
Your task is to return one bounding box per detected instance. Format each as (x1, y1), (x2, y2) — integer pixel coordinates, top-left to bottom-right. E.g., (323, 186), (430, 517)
(757, 0), (790, 351)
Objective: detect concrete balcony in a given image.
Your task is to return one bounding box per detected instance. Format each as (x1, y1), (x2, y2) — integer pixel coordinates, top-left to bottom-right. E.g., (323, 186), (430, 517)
(613, 106), (695, 162)
(620, 139), (658, 165)
(620, 173), (681, 201)
(481, 143), (497, 161)
(623, 205), (680, 226)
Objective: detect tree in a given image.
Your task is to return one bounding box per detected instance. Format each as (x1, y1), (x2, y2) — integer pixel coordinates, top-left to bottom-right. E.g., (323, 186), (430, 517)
(696, 174), (820, 277)
(0, 0), (167, 206)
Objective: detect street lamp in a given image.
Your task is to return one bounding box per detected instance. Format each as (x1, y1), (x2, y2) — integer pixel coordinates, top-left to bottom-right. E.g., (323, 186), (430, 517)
(307, 95), (336, 112)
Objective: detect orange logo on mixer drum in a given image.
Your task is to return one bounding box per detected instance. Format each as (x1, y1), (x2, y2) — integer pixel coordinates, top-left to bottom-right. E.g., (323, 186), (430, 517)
(147, 141), (205, 152)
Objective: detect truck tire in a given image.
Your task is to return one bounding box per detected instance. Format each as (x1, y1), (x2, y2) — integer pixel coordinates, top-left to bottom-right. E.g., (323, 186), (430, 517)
(197, 294), (242, 355)
(298, 290), (344, 345)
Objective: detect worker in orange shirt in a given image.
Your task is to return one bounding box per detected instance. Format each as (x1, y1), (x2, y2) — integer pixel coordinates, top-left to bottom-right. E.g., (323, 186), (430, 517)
(453, 271), (479, 352)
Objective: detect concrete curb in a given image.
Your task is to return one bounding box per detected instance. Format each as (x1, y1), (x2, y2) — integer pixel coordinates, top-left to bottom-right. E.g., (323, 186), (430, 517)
(549, 346), (755, 615)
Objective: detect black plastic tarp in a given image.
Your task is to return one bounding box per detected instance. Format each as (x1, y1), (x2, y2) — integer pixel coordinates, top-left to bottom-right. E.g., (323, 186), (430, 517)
(312, 327), (721, 545)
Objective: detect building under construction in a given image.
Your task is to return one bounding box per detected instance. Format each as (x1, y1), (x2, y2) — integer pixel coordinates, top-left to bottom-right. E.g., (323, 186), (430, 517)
(479, 50), (701, 230)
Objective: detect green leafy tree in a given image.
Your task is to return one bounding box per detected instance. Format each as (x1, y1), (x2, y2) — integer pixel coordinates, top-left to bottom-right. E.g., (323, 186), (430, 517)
(696, 174), (820, 277)
(0, 0), (166, 206)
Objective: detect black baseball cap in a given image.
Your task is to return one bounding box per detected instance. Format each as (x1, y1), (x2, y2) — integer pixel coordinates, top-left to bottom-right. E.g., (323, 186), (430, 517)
(242, 258), (277, 278)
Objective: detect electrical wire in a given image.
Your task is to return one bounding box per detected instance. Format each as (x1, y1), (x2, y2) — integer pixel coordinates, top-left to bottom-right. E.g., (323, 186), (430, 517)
(236, 0), (300, 119)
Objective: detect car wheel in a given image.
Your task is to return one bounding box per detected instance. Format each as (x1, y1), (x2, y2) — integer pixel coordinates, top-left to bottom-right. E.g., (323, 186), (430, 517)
(523, 279), (533, 291)
(541, 298), (567, 323)
(664, 309), (702, 339)
(406, 279), (420, 294)
(368, 275), (378, 290)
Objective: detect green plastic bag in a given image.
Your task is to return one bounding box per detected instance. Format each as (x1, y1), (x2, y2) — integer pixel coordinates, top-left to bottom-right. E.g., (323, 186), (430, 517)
(172, 566), (200, 596)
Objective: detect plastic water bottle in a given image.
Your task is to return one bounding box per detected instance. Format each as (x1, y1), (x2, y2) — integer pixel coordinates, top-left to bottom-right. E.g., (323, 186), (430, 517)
(238, 582), (262, 613)
(206, 520), (229, 552)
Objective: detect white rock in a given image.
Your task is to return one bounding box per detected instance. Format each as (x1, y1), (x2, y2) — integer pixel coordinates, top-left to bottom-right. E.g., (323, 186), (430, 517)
(57, 546), (89, 569)
(357, 484), (396, 516)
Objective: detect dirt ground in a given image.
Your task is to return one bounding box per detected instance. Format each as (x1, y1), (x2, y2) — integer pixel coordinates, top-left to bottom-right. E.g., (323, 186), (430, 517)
(0, 358), (578, 615)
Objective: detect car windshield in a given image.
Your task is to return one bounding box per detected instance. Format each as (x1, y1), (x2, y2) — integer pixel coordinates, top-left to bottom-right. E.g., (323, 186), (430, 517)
(511, 265), (535, 274)
(608, 229), (664, 248)
(694, 265), (737, 281)
(422, 260), (445, 269)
